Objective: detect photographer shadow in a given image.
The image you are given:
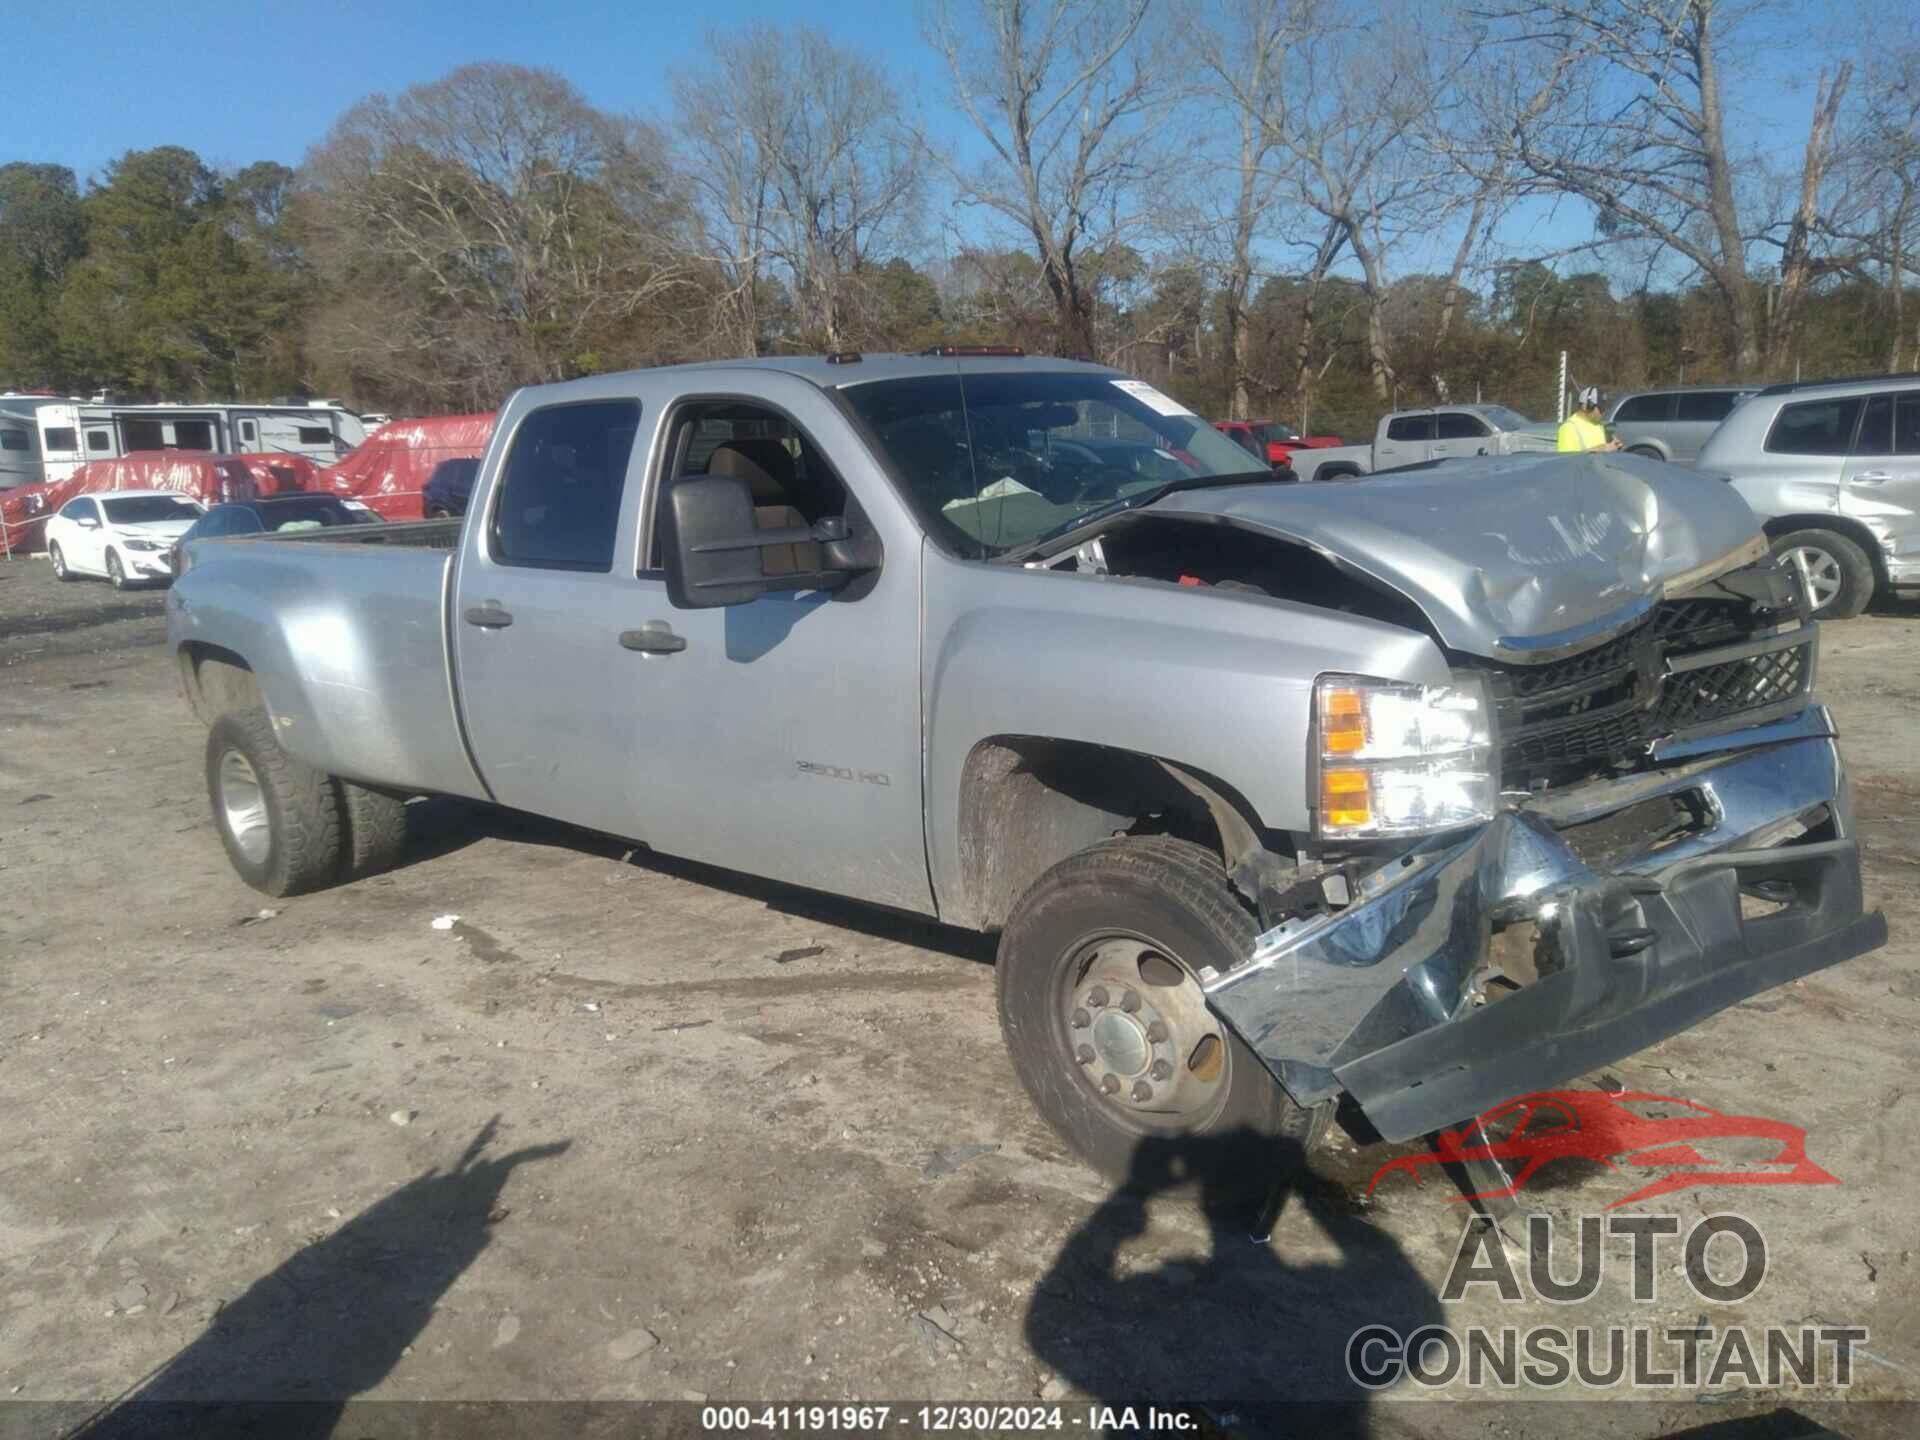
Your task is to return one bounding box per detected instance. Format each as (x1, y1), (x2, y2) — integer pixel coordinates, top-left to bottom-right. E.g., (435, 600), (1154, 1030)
(67, 1117), (568, 1440)
(1025, 1127), (1442, 1437)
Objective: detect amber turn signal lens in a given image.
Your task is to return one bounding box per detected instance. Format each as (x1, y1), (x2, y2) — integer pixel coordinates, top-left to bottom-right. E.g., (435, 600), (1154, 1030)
(1320, 768), (1371, 829)
(1321, 687), (1367, 754)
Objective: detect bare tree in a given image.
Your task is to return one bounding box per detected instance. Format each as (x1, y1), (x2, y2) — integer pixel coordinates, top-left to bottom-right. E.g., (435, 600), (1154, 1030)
(301, 64), (697, 408)
(1186, 0), (1318, 418)
(1270, 4), (1436, 401)
(677, 26), (923, 353)
(1469, 0), (1855, 376)
(924, 0), (1165, 359)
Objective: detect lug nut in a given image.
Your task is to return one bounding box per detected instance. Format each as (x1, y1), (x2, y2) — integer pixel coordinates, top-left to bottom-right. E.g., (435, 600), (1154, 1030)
(1071, 1008), (1091, 1029)
(1120, 990), (1141, 1014)
(1131, 1081), (1153, 1102)
(1087, 986), (1109, 1008)
(1145, 1020), (1169, 1043)
(1150, 1060), (1173, 1081)
(1100, 1074), (1121, 1095)
(1076, 1044), (1096, 1065)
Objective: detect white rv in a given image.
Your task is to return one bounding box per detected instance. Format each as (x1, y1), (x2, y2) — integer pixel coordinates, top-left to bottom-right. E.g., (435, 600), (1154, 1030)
(0, 395), (369, 489)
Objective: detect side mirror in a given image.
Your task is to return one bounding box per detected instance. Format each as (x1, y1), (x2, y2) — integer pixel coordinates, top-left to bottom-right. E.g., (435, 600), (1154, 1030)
(661, 474), (880, 610)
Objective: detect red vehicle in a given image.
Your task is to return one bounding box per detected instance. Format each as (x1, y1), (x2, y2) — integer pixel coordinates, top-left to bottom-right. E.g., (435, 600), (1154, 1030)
(1213, 419), (1344, 469)
(1366, 1090), (1839, 1210)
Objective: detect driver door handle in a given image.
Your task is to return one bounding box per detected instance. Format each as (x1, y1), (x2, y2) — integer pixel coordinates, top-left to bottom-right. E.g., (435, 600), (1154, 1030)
(463, 601), (514, 629)
(1850, 471), (1891, 484)
(620, 622), (687, 655)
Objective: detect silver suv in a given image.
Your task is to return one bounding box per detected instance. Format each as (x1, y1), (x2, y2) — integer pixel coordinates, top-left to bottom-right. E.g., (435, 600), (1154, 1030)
(1607, 385), (1759, 462)
(1697, 373), (1920, 618)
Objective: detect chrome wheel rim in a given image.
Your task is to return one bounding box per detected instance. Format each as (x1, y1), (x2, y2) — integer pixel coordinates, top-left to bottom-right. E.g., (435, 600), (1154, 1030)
(1783, 545), (1842, 610)
(218, 750), (271, 865)
(50, 546), (64, 577)
(1059, 933), (1231, 1129)
(108, 553), (123, 584)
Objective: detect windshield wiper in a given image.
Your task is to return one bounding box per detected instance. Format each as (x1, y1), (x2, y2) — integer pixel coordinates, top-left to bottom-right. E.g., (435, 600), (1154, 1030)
(992, 470), (1275, 564)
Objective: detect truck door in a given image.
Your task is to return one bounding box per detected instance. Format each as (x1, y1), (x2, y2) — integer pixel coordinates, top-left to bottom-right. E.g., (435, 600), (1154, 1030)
(451, 380), (933, 915)
(1429, 410), (1490, 460)
(1375, 413), (1434, 469)
(1841, 390), (1920, 571)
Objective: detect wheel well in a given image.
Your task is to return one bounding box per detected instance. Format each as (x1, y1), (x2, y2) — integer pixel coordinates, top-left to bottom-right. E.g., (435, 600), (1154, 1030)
(953, 737), (1279, 931)
(1760, 514), (1886, 587)
(179, 642), (262, 724)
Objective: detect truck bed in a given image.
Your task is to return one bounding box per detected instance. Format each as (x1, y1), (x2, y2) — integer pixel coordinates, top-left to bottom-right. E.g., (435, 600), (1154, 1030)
(261, 517), (464, 550)
(179, 522), (486, 802)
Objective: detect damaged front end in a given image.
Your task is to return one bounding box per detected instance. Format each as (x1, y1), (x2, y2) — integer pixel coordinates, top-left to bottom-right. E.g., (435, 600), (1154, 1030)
(1203, 566), (1888, 1144)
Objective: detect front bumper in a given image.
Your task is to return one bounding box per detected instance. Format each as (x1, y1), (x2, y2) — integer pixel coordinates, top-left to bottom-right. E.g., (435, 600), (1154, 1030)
(1203, 706), (1886, 1142)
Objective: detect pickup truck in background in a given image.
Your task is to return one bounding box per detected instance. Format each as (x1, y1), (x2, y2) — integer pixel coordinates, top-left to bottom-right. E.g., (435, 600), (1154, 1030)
(1292, 404), (1559, 482)
(166, 353), (1885, 1186)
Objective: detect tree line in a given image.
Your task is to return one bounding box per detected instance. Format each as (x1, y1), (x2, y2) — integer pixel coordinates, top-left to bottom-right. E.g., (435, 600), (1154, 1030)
(1, 0), (1917, 439)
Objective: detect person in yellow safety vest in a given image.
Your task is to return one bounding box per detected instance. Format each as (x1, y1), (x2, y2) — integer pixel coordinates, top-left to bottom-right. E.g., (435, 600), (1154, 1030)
(1557, 386), (1623, 452)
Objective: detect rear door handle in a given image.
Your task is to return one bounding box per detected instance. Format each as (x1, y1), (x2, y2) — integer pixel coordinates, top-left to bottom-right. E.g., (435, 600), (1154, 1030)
(620, 622), (687, 655)
(1849, 471), (1892, 484)
(463, 601), (513, 629)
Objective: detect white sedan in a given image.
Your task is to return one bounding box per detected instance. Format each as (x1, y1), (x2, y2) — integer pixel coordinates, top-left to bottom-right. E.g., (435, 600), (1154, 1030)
(45, 490), (206, 589)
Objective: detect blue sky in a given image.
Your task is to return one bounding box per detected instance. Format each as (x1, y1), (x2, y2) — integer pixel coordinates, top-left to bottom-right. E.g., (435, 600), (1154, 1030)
(6, 0), (955, 179)
(3, 0), (1849, 289)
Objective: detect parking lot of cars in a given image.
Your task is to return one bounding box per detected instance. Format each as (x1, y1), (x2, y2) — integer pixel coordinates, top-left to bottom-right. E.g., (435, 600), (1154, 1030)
(2, 550), (1917, 1433)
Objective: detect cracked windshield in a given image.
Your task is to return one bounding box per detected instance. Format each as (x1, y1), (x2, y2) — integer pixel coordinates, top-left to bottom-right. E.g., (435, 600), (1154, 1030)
(843, 371), (1267, 557)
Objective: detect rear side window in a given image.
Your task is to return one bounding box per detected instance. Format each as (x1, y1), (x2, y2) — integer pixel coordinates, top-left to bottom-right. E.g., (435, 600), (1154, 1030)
(1857, 393), (1920, 457)
(43, 427), (78, 452)
(1766, 398), (1863, 456)
(490, 400), (640, 572)
(1435, 412), (1489, 439)
(297, 426), (332, 445)
(1676, 391), (1738, 422)
(1614, 394), (1671, 423)
(0, 429), (26, 451)
(87, 429), (112, 452)
(1385, 415), (1433, 442)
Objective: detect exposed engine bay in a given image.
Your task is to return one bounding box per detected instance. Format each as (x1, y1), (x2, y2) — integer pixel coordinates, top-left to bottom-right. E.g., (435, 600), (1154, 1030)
(1052, 513), (1814, 796)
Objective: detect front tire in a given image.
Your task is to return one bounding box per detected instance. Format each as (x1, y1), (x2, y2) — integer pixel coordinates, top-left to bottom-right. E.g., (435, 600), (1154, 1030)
(1770, 527), (1875, 619)
(996, 836), (1313, 1188)
(106, 549), (128, 590)
(49, 542), (76, 581)
(206, 708), (346, 896)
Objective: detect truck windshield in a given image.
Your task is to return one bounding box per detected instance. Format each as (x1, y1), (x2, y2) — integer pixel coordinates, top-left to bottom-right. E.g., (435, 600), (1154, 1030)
(840, 371), (1267, 558)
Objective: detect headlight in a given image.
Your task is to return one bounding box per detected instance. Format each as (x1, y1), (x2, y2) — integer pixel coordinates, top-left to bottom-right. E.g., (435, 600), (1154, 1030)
(1313, 672), (1498, 838)
(123, 538), (165, 552)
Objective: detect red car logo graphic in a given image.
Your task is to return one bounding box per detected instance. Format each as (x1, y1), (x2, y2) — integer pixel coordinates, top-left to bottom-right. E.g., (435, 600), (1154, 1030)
(1366, 1090), (1839, 1209)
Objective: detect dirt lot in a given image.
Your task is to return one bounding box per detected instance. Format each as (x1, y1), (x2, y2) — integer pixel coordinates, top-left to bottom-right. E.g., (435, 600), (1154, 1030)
(1, 553), (1916, 1438)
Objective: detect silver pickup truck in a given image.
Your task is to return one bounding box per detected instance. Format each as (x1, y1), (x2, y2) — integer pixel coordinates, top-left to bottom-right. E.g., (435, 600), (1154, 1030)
(1292, 404), (1559, 483)
(166, 353), (1886, 1183)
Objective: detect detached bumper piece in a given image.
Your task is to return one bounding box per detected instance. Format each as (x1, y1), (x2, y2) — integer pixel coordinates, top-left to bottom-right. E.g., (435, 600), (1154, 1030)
(1203, 707), (1886, 1143)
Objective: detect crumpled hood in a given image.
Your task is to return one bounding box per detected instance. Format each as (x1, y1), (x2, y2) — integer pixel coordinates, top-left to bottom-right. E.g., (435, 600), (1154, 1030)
(1149, 452), (1767, 660)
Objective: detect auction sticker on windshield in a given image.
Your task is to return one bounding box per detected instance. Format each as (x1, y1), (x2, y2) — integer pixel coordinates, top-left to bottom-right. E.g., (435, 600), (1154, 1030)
(1110, 379), (1194, 417)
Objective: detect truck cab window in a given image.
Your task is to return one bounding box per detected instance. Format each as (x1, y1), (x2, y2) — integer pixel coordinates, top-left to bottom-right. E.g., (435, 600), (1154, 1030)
(491, 400), (641, 572)
(651, 402), (850, 573)
(1434, 412), (1489, 439)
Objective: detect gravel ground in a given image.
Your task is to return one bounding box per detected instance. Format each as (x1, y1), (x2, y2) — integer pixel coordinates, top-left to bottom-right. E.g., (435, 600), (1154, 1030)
(1, 552), (1916, 1439)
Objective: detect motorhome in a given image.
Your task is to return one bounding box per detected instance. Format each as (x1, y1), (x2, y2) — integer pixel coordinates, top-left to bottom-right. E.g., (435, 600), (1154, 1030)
(0, 395), (369, 489)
